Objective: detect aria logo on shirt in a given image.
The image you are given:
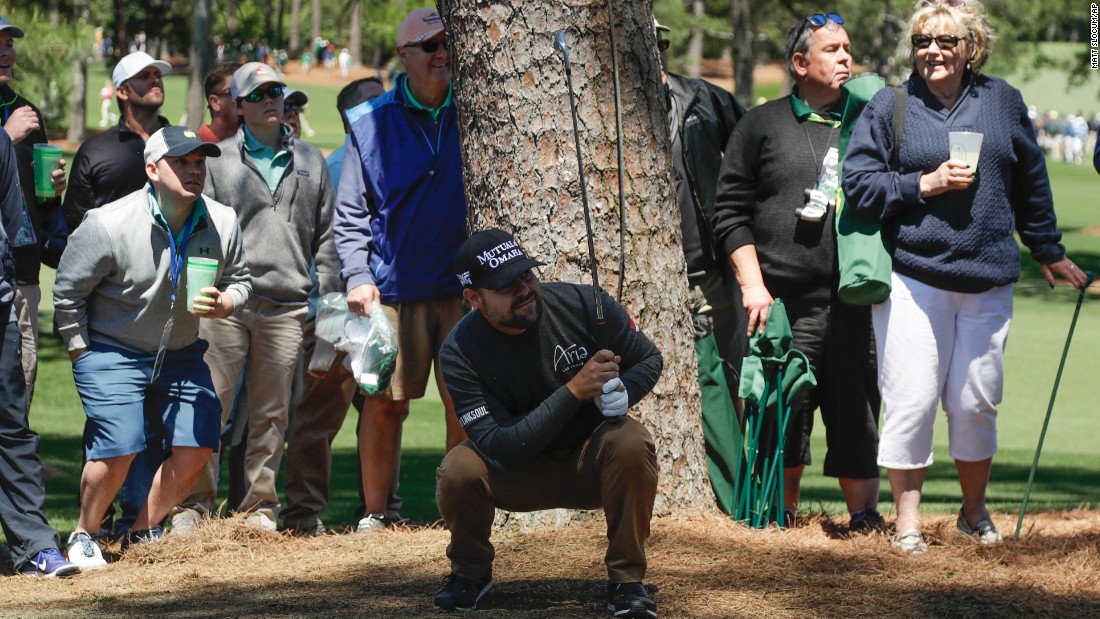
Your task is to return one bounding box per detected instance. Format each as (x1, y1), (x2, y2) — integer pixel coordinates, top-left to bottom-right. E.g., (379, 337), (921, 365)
(553, 342), (588, 374)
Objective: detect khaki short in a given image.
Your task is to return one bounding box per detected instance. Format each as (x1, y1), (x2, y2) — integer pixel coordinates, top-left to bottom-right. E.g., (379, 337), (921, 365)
(376, 296), (467, 400)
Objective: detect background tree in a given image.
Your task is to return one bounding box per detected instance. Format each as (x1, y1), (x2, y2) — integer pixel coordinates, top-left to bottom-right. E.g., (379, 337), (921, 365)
(437, 0), (710, 512)
(186, 0), (214, 131)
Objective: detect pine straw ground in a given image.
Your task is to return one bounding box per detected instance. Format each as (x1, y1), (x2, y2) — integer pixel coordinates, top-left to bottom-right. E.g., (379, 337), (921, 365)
(2, 509), (1099, 619)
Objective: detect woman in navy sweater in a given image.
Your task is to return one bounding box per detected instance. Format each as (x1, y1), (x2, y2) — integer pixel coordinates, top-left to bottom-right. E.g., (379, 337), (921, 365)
(843, 0), (1088, 554)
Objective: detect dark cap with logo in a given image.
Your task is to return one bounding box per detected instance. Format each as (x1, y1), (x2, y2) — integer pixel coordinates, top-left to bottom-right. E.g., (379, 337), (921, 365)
(144, 126), (221, 164)
(453, 229), (545, 290)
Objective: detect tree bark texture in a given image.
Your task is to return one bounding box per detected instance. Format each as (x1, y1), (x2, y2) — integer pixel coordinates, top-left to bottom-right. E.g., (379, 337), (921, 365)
(438, 0), (709, 513)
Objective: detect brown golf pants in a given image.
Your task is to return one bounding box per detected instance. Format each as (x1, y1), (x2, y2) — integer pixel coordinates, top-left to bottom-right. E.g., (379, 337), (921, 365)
(436, 417), (658, 584)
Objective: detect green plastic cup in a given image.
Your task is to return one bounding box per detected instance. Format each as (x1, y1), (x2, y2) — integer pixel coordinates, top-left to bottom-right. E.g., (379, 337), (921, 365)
(32, 144), (63, 199)
(186, 257), (219, 313)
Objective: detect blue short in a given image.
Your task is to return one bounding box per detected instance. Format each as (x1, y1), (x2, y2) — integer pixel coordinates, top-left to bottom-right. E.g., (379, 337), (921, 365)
(74, 339), (222, 460)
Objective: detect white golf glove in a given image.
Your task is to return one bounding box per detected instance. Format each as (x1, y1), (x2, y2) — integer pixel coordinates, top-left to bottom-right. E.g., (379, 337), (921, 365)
(595, 377), (629, 417)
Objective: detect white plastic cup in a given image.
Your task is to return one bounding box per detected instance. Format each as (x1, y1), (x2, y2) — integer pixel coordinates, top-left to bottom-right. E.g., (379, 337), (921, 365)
(949, 131), (983, 171)
(186, 257), (219, 313)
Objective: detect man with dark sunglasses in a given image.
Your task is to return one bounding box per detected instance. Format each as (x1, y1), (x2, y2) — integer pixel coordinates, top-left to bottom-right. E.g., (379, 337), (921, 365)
(171, 61), (339, 533)
(713, 13), (884, 533)
(334, 7), (468, 535)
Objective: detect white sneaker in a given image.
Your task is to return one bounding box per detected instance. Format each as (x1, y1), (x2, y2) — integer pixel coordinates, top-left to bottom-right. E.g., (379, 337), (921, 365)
(66, 531), (107, 570)
(244, 513), (278, 531)
(356, 513), (387, 534)
(171, 509), (202, 534)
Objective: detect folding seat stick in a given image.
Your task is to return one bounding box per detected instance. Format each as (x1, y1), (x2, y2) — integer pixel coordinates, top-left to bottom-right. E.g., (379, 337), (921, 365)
(1015, 272), (1094, 541)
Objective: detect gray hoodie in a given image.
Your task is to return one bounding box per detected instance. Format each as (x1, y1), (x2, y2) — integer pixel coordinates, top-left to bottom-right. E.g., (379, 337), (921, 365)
(54, 187), (251, 353)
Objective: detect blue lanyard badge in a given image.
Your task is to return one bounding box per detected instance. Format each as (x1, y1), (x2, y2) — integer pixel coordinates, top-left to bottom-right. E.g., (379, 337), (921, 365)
(152, 215), (197, 381)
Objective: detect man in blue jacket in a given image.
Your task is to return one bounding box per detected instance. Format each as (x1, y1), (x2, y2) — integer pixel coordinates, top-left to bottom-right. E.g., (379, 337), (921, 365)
(334, 7), (467, 534)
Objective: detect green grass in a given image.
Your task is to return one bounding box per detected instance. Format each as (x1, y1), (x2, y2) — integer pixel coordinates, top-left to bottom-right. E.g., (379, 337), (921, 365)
(989, 41), (1100, 115)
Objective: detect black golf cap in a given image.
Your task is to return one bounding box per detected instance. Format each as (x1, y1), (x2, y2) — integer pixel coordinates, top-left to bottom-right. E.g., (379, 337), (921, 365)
(144, 126), (221, 164)
(453, 229), (545, 290)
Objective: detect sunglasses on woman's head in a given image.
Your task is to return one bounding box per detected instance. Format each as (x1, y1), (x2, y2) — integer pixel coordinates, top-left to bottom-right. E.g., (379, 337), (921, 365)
(244, 85), (284, 103)
(911, 33), (966, 49)
(919, 0), (966, 7)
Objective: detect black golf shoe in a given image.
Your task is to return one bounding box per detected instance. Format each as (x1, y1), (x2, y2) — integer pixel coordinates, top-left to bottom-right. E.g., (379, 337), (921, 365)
(848, 508), (885, 534)
(607, 582), (657, 618)
(434, 569), (493, 611)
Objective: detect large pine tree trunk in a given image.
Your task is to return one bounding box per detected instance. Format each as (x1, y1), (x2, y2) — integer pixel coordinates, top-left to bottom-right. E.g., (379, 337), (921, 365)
(437, 0), (710, 513)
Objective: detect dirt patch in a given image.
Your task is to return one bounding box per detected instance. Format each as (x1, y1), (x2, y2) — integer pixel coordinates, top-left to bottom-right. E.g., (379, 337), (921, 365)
(4, 509), (1099, 618)
(1078, 225), (1100, 236)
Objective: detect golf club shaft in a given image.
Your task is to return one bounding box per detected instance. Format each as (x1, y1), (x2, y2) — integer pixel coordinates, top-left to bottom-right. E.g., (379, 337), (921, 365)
(1014, 274), (1093, 540)
(606, 0), (626, 301)
(554, 29), (607, 348)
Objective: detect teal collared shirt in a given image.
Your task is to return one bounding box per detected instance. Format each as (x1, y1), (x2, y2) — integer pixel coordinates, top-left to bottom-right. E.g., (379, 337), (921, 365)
(790, 89), (842, 127)
(243, 124), (292, 195)
(149, 185), (207, 243)
(402, 79), (453, 121)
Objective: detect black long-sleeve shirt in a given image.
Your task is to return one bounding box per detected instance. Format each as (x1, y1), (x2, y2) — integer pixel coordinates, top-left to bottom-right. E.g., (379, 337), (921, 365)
(62, 115), (168, 232)
(440, 283), (663, 472)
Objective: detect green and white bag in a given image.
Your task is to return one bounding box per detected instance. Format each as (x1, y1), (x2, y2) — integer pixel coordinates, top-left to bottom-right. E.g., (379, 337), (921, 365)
(835, 75), (904, 305)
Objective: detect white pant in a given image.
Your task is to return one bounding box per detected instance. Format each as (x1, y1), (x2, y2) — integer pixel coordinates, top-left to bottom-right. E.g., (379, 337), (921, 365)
(873, 272), (1012, 469)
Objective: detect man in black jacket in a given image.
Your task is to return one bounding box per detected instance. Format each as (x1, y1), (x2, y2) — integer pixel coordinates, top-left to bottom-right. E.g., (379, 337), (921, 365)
(657, 21), (747, 399)
(657, 19), (747, 515)
(0, 15), (68, 404)
(434, 230), (662, 619)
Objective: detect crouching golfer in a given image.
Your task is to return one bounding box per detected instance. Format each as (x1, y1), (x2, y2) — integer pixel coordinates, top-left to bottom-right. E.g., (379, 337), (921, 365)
(53, 126), (251, 569)
(434, 229), (663, 618)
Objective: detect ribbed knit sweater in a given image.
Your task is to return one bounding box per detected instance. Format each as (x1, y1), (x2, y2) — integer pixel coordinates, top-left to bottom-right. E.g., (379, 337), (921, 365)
(712, 96), (841, 304)
(842, 72), (1064, 293)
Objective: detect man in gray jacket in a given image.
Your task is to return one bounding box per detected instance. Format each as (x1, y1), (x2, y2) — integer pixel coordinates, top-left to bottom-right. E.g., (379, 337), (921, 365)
(173, 62), (339, 531)
(54, 126), (251, 569)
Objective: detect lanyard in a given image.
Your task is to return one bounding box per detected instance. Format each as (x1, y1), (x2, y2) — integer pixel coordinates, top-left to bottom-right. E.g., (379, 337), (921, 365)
(152, 214), (198, 381)
(166, 215), (198, 303)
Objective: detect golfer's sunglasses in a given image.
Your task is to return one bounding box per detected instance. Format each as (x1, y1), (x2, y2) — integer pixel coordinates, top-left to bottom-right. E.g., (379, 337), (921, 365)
(657, 38), (671, 52)
(787, 13), (844, 59)
(405, 39), (448, 53)
(911, 33), (967, 49)
(243, 85), (284, 103)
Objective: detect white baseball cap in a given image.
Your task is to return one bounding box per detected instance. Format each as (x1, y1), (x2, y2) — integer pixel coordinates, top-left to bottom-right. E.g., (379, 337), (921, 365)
(231, 62), (286, 100)
(112, 51), (172, 89)
(0, 15), (25, 38)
